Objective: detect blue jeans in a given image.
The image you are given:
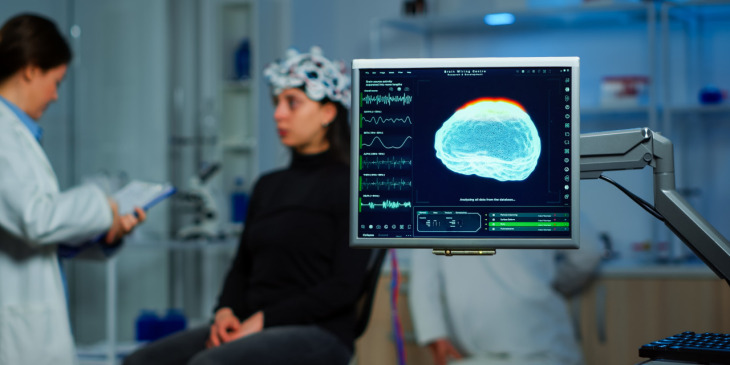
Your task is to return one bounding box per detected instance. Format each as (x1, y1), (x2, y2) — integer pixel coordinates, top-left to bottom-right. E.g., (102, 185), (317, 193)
(122, 325), (352, 365)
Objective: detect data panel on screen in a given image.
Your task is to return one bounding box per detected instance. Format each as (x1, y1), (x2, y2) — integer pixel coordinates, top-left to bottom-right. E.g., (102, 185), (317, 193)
(350, 57), (580, 249)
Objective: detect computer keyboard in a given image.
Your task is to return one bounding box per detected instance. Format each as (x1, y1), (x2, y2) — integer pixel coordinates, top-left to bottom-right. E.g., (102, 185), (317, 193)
(639, 331), (730, 364)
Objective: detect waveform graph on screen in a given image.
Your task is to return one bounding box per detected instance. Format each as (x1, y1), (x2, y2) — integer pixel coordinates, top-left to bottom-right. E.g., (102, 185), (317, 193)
(360, 156), (413, 170)
(359, 198), (413, 212)
(360, 115), (413, 128)
(361, 92), (413, 106)
(360, 176), (412, 191)
(361, 135), (413, 150)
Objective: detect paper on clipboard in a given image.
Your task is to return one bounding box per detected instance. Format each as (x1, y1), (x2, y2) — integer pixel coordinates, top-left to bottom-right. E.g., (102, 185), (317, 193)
(112, 180), (176, 215)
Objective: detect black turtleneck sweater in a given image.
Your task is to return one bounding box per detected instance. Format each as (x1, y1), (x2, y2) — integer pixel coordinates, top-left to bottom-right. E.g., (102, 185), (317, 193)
(215, 149), (370, 351)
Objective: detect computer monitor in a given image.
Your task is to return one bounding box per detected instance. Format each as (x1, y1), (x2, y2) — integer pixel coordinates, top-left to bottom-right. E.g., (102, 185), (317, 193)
(350, 57), (580, 250)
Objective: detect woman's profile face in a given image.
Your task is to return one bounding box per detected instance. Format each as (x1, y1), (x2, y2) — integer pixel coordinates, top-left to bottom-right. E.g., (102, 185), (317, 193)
(273, 88), (335, 154)
(25, 63), (67, 120)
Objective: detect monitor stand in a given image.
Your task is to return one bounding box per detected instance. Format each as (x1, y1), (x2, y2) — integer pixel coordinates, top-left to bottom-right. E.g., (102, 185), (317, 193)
(580, 127), (730, 286)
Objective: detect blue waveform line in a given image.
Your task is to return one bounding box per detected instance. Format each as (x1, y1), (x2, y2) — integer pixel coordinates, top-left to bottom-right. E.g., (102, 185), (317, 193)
(361, 200), (413, 210)
(361, 156), (413, 170)
(362, 135), (413, 150)
(361, 177), (412, 191)
(362, 116), (413, 125)
(362, 93), (413, 106)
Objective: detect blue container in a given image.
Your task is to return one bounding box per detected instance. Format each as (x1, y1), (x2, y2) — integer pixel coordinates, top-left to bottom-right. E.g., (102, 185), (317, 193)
(234, 39), (250, 80)
(135, 310), (160, 342)
(158, 308), (187, 338)
(231, 177), (248, 223)
(699, 85), (725, 104)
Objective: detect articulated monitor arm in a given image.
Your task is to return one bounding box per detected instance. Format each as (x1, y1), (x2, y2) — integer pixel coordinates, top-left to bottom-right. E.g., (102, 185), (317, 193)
(581, 128), (730, 285)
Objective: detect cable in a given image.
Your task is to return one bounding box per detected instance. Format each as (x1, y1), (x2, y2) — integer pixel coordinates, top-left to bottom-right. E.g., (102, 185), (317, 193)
(599, 174), (666, 221)
(389, 249), (407, 365)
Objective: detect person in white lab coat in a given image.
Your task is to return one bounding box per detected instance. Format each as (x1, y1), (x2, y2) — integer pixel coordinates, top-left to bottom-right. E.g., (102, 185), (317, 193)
(409, 216), (602, 365)
(0, 13), (145, 365)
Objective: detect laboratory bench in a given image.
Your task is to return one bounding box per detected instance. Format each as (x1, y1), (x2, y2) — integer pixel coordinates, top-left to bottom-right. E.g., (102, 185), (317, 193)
(356, 260), (730, 365)
(579, 261), (730, 365)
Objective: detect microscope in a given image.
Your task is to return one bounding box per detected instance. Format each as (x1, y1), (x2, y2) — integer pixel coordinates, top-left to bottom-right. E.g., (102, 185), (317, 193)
(176, 163), (223, 240)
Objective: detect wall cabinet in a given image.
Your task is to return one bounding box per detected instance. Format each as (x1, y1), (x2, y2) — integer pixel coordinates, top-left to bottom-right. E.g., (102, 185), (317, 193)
(217, 0), (259, 211)
(192, 0), (290, 236)
(197, 0), (260, 236)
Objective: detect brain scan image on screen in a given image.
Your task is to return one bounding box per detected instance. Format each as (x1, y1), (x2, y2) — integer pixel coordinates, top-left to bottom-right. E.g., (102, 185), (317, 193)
(434, 98), (541, 182)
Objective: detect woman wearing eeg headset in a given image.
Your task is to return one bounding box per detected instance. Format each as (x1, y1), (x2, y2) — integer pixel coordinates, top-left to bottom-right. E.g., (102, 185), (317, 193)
(124, 47), (371, 365)
(0, 13), (145, 365)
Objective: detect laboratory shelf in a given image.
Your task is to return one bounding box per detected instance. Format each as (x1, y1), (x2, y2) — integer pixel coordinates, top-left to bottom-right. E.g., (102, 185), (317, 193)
(221, 138), (257, 152)
(223, 78), (252, 93)
(581, 106), (653, 122)
(665, 104), (730, 116)
(664, 0), (730, 20)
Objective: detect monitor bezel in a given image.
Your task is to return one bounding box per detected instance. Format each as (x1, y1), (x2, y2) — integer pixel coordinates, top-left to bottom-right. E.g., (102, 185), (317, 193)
(350, 57), (580, 249)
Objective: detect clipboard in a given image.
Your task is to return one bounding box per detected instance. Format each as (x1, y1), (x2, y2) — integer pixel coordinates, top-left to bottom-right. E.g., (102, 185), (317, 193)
(58, 180), (176, 257)
(112, 179), (177, 216)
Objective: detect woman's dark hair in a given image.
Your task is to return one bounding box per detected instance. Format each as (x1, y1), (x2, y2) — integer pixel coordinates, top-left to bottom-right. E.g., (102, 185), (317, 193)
(321, 99), (351, 165)
(0, 13), (72, 82)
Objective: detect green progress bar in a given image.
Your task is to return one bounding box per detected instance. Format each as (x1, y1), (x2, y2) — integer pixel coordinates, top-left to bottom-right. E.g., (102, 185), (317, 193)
(489, 222), (570, 227)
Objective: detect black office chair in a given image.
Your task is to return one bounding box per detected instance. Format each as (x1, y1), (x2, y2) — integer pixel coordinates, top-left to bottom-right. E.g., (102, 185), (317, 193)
(353, 248), (388, 339)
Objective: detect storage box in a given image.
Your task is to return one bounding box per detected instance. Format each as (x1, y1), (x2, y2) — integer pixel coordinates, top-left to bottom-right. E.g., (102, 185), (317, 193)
(600, 75), (649, 108)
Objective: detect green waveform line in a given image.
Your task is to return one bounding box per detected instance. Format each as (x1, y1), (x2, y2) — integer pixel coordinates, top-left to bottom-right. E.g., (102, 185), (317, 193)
(361, 93), (413, 106)
(359, 199), (412, 211)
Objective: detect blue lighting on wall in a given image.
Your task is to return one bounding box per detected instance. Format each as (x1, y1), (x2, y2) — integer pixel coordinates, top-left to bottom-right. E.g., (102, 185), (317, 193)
(484, 13), (515, 26)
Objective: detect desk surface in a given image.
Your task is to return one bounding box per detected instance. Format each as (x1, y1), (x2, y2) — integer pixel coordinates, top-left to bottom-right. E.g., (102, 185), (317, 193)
(601, 261), (718, 279)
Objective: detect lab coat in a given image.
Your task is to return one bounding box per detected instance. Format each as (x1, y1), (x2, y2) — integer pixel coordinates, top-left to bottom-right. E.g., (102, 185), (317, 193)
(409, 231), (602, 365)
(0, 101), (112, 365)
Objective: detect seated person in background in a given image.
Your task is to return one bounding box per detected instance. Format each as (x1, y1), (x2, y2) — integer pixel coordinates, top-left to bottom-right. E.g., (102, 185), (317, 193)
(409, 214), (602, 365)
(123, 47), (371, 365)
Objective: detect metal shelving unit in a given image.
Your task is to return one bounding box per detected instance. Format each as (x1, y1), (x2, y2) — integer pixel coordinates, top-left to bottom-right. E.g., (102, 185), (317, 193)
(660, 0), (730, 135)
(369, 1), (661, 129)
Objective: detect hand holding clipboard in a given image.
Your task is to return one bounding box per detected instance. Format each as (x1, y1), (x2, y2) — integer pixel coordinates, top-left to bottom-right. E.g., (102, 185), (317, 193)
(58, 180), (176, 258)
(103, 180), (176, 242)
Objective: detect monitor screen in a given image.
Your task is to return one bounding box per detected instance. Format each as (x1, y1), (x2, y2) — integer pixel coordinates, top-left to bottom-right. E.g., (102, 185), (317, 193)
(350, 57), (580, 249)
